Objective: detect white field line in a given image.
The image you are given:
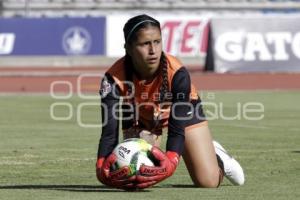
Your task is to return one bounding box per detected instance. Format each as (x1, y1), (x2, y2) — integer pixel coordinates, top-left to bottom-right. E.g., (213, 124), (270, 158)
(215, 123), (300, 132)
(42, 157), (95, 164)
(0, 92), (100, 96)
(0, 71), (105, 77)
(0, 157), (95, 166)
(0, 92), (57, 96)
(0, 161), (36, 165)
(215, 123), (271, 129)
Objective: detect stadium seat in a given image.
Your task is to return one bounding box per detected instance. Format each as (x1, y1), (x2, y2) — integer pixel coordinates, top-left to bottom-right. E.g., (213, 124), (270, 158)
(2, 0), (300, 17)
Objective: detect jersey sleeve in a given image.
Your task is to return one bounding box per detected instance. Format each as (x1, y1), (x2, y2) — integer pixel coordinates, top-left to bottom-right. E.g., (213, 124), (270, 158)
(166, 67), (194, 155)
(97, 73), (120, 158)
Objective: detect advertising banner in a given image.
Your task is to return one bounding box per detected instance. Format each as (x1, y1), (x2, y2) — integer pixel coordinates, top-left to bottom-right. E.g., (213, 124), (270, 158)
(0, 17), (106, 56)
(210, 16), (300, 72)
(106, 14), (210, 59)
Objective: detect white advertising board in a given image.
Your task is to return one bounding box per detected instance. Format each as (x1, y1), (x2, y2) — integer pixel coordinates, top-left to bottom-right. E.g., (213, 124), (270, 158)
(106, 14), (211, 59)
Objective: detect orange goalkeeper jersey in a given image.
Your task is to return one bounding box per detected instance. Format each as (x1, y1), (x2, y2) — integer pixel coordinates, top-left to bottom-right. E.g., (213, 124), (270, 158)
(106, 54), (199, 133)
(98, 54), (206, 157)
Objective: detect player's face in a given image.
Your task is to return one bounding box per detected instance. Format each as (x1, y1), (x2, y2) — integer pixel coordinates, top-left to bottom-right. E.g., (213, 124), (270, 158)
(128, 26), (162, 80)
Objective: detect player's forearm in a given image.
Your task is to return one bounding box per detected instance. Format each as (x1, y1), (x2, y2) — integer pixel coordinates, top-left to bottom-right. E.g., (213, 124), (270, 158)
(97, 76), (121, 158)
(166, 67), (192, 155)
(166, 103), (190, 155)
(97, 101), (120, 158)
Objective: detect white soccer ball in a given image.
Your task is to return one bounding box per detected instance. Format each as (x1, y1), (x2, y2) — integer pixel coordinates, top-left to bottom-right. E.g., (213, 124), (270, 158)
(112, 138), (154, 176)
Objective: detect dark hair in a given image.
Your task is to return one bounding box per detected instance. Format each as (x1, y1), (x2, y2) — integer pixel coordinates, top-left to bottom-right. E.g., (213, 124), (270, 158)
(123, 14), (169, 128)
(123, 14), (161, 45)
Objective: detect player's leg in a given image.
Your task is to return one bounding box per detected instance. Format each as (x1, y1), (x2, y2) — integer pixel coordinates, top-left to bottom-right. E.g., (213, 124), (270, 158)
(183, 124), (223, 188)
(183, 123), (245, 187)
(123, 128), (162, 147)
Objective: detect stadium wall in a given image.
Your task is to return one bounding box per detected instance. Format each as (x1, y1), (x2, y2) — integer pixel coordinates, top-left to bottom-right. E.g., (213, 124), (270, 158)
(0, 13), (300, 72)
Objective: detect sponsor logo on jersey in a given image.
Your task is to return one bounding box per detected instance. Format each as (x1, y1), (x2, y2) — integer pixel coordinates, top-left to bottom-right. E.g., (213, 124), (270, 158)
(187, 111), (193, 115)
(100, 80), (112, 98)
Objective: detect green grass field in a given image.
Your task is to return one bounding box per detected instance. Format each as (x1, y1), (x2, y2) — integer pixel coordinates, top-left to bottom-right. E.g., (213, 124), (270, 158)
(0, 91), (299, 200)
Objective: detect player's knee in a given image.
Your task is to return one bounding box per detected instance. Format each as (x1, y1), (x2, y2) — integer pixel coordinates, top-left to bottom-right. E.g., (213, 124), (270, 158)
(192, 171), (221, 188)
(193, 178), (219, 188)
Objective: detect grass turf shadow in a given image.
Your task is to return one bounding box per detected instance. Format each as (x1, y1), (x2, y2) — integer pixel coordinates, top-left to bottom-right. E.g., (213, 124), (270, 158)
(0, 185), (133, 192)
(0, 184), (203, 192)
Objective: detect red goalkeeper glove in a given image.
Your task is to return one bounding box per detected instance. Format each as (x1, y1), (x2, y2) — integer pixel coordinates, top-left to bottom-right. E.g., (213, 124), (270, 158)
(96, 153), (136, 189)
(136, 146), (179, 189)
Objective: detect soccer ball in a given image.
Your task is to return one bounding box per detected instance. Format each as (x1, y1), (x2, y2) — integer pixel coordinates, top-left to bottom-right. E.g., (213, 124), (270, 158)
(112, 138), (154, 176)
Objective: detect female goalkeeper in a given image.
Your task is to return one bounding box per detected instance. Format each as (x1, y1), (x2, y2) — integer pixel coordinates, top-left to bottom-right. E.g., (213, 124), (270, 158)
(96, 14), (244, 189)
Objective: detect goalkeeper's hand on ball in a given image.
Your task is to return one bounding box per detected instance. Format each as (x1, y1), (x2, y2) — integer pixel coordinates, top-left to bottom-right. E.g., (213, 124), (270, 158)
(136, 146), (179, 189)
(96, 153), (136, 189)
